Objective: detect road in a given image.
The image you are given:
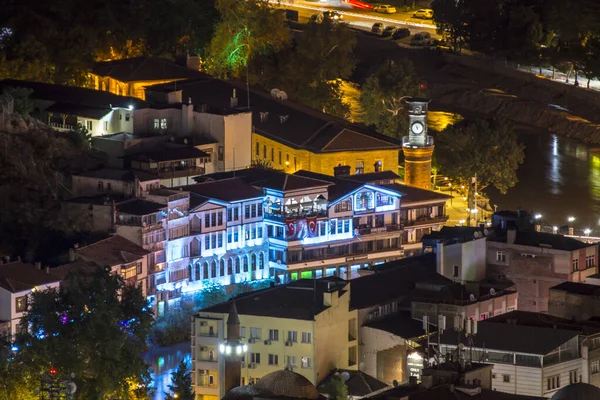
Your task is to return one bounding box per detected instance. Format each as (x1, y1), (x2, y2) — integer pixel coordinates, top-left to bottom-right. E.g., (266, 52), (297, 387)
(274, 0), (438, 35)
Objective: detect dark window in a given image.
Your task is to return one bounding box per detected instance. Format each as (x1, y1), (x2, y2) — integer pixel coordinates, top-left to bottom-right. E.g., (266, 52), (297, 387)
(245, 205), (250, 219)
(256, 142), (260, 156)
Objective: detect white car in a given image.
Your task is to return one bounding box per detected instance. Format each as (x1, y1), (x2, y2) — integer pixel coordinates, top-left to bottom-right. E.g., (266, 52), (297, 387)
(374, 4), (397, 14)
(413, 9), (433, 19)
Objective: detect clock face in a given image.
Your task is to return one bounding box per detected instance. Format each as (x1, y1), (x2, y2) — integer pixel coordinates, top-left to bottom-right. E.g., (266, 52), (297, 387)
(411, 122), (424, 134)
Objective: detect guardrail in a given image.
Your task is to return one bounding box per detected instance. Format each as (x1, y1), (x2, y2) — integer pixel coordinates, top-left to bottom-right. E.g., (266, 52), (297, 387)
(269, 0), (436, 29)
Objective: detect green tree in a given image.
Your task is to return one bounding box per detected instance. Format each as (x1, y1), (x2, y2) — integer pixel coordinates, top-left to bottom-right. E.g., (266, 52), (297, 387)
(436, 118), (525, 209)
(14, 266), (154, 400)
(359, 59), (422, 139)
(2, 86), (34, 116)
(207, 0), (290, 78)
(258, 20), (356, 118)
(431, 0), (469, 52)
(322, 375), (348, 400)
(165, 360), (195, 400)
(580, 35), (600, 88)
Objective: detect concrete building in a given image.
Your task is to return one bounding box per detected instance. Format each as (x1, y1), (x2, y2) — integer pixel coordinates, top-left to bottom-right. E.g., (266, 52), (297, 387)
(0, 79), (141, 136)
(487, 228), (598, 312)
(191, 278), (358, 400)
(422, 226), (487, 284)
(0, 258), (61, 337)
(141, 76), (401, 176)
(71, 168), (160, 198)
(548, 282), (600, 321)
(91, 57), (201, 100)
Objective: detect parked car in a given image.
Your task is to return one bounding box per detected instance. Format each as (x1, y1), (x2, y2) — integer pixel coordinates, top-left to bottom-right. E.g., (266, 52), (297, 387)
(382, 26), (397, 37)
(392, 28), (411, 40)
(413, 9), (433, 19)
(323, 11), (344, 22)
(374, 4), (397, 14)
(410, 32), (432, 46)
(371, 23), (384, 35)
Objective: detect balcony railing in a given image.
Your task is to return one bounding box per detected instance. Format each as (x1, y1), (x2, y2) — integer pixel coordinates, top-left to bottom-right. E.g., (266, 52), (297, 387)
(265, 209), (327, 222)
(402, 135), (434, 148)
(357, 224), (401, 236)
(156, 166), (205, 179)
(49, 122), (75, 131)
(402, 215), (449, 227)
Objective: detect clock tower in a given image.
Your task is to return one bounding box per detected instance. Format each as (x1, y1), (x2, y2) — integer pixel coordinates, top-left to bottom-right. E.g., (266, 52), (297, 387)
(402, 98), (434, 190)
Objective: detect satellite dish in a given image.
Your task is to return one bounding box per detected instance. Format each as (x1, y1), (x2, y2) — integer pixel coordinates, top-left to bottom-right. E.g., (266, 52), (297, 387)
(484, 229), (489, 236)
(359, 361), (365, 371)
(474, 231), (481, 239)
(490, 288), (497, 296)
(458, 343), (465, 350)
(278, 91), (288, 101)
(341, 372), (350, 382)
(270, 88), (281, 98)
(393, 380), (399, 388)
(469, 293), (476, 302)
(66, 382), (77, 395)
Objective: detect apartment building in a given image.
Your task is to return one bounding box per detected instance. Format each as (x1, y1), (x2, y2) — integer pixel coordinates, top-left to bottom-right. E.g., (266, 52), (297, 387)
(0, 258), (62, 337)
(191, 278), (358, 400)
(487, 228), (599, 312)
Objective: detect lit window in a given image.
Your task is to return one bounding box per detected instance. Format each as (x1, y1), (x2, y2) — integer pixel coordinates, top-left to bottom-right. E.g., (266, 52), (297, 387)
(496, 251), (507, 263)
(160, 118), (167, 129)
(153, 119), (160, 129)
(301, 332), (312, 343)
(301, 357), (311, 368)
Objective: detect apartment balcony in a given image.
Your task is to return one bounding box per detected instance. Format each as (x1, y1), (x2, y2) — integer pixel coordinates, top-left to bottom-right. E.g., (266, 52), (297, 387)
(157, 166), (205, 179)
(357, 224), (401, 236)
(402, 215), (449, 228)
(264, 209), (327, 223)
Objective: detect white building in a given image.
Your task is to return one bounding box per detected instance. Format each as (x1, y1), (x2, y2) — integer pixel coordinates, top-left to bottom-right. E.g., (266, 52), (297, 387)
(0, 258), (61, 337)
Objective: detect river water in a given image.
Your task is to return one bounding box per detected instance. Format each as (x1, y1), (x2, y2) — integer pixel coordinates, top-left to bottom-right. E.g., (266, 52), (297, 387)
(143, 342), (191, 400)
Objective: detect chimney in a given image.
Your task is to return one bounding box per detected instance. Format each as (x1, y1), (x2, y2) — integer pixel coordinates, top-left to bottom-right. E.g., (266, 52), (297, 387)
(507, 228), (516, 245)
(230, 89), (238, 108)
(333, 164), (351, 177)
(68, 248), (76, 262)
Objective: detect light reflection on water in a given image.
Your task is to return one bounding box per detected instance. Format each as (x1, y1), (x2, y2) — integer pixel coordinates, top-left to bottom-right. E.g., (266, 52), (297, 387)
(143, 342), (191, 400)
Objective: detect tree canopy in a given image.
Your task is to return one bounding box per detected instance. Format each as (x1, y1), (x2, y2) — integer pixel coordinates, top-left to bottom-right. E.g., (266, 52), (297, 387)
(435, 118), (525, 194)
(359, 59), (423, 139)
(12, 266), (154, 400)
(165, 360), (195, 400)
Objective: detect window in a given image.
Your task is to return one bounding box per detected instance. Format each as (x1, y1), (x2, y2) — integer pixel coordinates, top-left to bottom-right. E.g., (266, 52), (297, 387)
(104, 121), (108, 131)
(301, 332), (312, 344)
(586, 255), (595, 268)
(496, 251), (507, 263)
(263, 144), (267, 158)
(218, 146), (224, 161)
(209, 375), (214, 385)
(278, 150), (282, 165)
(245, 205), (250, 219)
(211, 234), (216, 249)
(218, 212), (223, 225)
(257, 227), (263, 238)
(301, 357), (311, 368)
(547, 374), (560, 390)
(97, 181), (104, 192)
(271, 147), (274, 161)
(106, 182), (112, 192)
(205, 215), (210, 228)
(205, 237), (210, 250)
(218, 234), (223, 248)
(592, 360), (599, 374)
(269, 329), (279, 341)
(227, 209), (233, 222)
(258, 205), (263, 217)
(234, 231), (239, 242)
(503, 375), (510, 383)
(125, 113), (130, 121)
(15, 295), (27, 312)
(228, 232), (232, 244)
(251, 228), (256, 240)
(234, 208), (239, 221)
(453, 265), (459, 278)
(287, 355), (297, 367)
(335, 199), (351, 213)
(268, 354), (279, 365)
(287, 330), (298, 342)
(240, 327), (246, 338)
(251, 204), (257, 218)
(211, 212), (216, 227)
(256, 142), (260, 156)
(355, 160), (364, 174)
(86, 120), (93, 131)
(250, 327), (262, 340)
(573, 258), (579, 271)
(160, 118), (167, 129)
(569, 369), (579, 384)
(250, 352), (261, 364)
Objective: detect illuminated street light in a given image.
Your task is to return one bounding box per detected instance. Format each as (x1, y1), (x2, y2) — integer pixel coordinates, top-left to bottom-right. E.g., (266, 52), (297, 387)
(553, 226), (558, 233)
(568, 216), (575, 223)
(534, 214), (542, 220)
(584, 229), (591, 236)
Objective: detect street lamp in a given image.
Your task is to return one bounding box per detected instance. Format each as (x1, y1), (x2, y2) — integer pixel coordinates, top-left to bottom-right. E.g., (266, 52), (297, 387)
(553, 226), (558, 234)
(568, 216), (576, 223)
(534, 214), (542, 220)
(584, 229), (591, 236)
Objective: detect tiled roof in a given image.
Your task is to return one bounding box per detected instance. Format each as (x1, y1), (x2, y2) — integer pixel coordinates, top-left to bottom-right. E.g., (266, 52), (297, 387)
(350, 253), (445, 309)
(364, 311), (435, 339)
(180, 178), (264, 202)
(197, 168), (332, 192)
(92, 57), (202, 82)
(126, 145), (209, 162)
(200, 278), (348, 320)
(145, 77), (399, 153)
(343, 170), (399, 184)
(435, 321), (579, 355)
(0, 79), (144, 109)
(490, 230), (593, 251)
(76, 235), (150, 267)
(318, 369), (388, 397)
(551, 281), (600, 297)
(381, 183), (451, 204)
(0, 261), (61, 293)
(76, 168), (159, 182)
(116, 199), (165, 216)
